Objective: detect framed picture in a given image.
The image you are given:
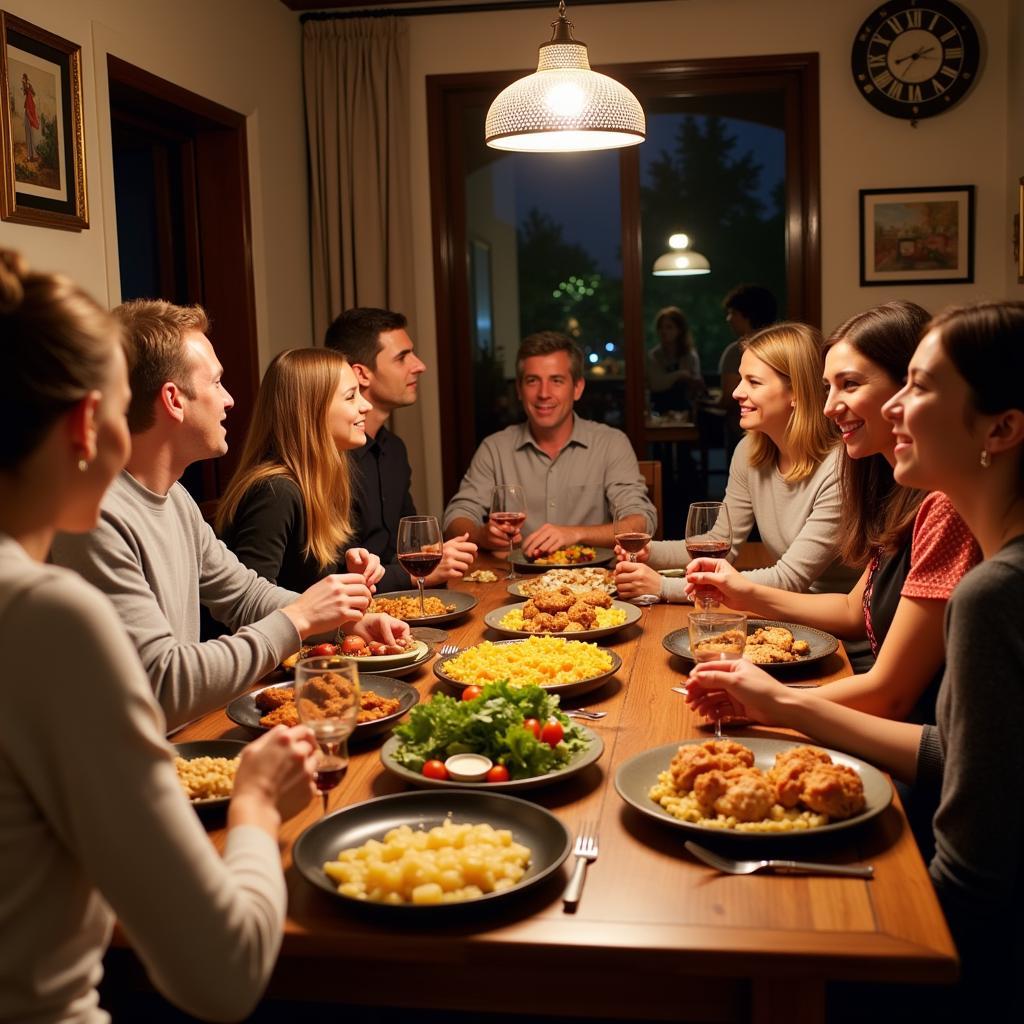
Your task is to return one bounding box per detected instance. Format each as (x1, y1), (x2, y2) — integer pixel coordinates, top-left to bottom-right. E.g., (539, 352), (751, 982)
(859, 186), (973, 286)
(0, 11), (87, 230)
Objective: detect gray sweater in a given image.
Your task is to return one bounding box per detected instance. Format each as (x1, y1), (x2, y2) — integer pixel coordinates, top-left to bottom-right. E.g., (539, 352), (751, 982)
(652, 439), (859, 599)
(51, 471), (300, 729)
(0, 536), (285, 1023)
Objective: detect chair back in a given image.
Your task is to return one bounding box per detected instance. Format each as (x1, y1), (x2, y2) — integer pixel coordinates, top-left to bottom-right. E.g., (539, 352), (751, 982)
(636, 460), (664, 540)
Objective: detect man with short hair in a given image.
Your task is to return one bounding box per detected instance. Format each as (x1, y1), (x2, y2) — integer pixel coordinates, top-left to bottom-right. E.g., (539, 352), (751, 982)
(52, 299), (404, 730)
(443, 331), (656, 557)
(325, 308), (476, 592)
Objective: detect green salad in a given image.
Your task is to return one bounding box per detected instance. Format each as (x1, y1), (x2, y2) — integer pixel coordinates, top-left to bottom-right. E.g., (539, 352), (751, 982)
(392, 680), (590, 780)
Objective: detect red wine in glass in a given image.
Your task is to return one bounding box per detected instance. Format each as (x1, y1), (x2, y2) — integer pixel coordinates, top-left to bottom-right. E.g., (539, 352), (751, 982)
(314, 758), (347, 794)
(684, 540), (731, 561)
(397, 515), (444, 615)
(685, 502), (732, 610)
(397, 551), (443, 578)
(616, 531), (652, 558)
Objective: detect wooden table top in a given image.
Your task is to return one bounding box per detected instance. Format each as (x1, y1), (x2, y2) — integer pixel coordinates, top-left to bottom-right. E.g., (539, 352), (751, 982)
(172, 557), (957, 1022)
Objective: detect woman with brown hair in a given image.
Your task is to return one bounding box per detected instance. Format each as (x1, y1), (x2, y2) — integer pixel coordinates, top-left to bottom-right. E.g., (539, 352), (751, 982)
(645, 305), (704, 414)
(619, 322), (859, 600)
(217, 347), (382, 592)
(686, 301), (980, 724)
(0, 248), (317, 1021)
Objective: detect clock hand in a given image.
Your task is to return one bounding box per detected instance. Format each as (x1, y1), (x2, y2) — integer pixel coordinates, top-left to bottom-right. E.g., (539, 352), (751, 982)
(894, 45), (937, 65)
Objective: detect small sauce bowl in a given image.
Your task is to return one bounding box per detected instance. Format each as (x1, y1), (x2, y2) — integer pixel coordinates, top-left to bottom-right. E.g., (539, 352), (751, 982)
(444, 753), (493, 782)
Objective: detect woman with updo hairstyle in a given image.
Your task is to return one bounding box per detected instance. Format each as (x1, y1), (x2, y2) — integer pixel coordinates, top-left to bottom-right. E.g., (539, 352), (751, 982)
(216, 347), (375, 591)
(645, 305), (704, 414)
(0, 249), (317, 1022)
(685, 302), (1024, 1011)
(620, 321), (859, 600)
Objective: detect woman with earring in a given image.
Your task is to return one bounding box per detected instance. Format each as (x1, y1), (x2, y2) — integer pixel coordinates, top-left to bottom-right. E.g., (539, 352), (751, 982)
(685, 302), (1024, 1011)
(619, 322), (859, 600)
(685, 302), (980, 724)
(0, 249), (317, 1022)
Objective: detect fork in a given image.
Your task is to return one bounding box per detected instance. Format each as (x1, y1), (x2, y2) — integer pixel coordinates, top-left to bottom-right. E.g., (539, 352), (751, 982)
(562, 821), (599, 910)
(565, 708), (607, 720)
(684, 840), (874, 878)
(438, 643), (460, 658)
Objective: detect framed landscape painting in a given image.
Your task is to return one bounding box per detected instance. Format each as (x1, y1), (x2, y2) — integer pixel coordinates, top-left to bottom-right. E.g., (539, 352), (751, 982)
(0, 11), (87, 230)
(860, 186), (973, 286)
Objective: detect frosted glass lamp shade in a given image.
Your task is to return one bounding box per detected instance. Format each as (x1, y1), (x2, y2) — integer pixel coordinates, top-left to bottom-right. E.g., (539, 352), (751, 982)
(652, 249), (711, 276)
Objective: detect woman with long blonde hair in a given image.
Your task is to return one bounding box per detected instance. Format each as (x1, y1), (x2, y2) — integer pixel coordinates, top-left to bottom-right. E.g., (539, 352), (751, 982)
(618, 321), (859, 600)
(217, 348), (377, 591)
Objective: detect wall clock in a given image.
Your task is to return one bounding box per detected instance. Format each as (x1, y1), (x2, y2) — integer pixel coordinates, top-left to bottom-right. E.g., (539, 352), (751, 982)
(851, 0), (981, 121)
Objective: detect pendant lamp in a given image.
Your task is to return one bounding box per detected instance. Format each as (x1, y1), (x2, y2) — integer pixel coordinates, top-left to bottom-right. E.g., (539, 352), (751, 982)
(652, 233), (711, 276)
(485, 1), (645, 153)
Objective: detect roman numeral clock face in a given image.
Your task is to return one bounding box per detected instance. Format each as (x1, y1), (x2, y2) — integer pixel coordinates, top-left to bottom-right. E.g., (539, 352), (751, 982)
(852, 0), (981, 120)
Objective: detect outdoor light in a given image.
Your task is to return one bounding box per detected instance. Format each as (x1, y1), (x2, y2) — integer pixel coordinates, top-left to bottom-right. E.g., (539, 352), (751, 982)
(652, 233), (711, 276)
(484, 1), (646, 153)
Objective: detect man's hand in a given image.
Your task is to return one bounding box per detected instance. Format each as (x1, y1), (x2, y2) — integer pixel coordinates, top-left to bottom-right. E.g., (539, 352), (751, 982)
(346, 612), (410, 647)
(613, 560), (662, 600)
(424, 534), (478, 586)
(345, 548), (385, 590)
(281, 573), (371, 638)
(521, 523), (580, 558)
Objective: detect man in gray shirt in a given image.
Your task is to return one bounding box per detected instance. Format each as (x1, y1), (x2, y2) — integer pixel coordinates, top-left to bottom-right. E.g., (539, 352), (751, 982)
(444, 331), (656, 558)
(52, 300), (405, 729)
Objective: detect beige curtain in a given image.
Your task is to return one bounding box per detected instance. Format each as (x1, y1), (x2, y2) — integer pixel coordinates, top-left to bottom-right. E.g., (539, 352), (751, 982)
(303, 16), (425, 509)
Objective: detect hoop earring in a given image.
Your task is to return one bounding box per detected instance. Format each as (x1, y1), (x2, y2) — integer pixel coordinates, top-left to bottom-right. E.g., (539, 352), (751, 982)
(980, 449), (991, 468)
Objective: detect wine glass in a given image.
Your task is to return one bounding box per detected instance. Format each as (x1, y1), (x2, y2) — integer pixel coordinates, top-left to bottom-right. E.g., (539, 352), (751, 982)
(294, 655), (361, 816)
(614, 513), (652, 564)
(490, 484), (527, 581)
(684, 502), (732, 610)
(687, 611), (747, 739)
(397, 515), (443, 616)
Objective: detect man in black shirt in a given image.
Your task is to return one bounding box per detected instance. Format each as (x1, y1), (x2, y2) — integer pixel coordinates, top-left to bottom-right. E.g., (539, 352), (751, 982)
(325, 308), (476, 591)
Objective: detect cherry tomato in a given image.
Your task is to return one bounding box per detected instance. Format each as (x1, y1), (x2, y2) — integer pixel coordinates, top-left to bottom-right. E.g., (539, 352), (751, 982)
(461, 685), (483, 702)
(522, 718), (541, 740)
(541, 719), (564, 747)
(422, 760), (449, 780)
(486, 764), (510, 783)
(339, 635), (366, 655)
(309, 643), (336, 657)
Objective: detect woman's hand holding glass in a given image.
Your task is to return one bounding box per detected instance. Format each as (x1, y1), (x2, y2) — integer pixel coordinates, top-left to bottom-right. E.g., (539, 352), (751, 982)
(685, 658), (794, 728)
(613, 559), (662, 600)
(230, 724), (318, 826)
(684, 556), (754, 609)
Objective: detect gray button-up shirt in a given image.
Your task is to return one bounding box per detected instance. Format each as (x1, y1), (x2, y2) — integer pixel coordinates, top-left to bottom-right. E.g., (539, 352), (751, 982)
(443, 416), (657, 537)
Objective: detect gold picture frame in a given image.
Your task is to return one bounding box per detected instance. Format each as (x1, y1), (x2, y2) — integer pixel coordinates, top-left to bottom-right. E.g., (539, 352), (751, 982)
(0, 11), (87, 230)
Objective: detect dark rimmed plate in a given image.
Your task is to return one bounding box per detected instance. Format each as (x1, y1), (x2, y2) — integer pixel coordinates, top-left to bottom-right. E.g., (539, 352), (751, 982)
(509, 546), (615, 573)
(293, 790), (572, 915)
(662, 618), (840, 673)
(507, 569), (617, 600)
(433, 638), (622, 699)
(225, 675), (419, 740)
(484, 600), (641, 640)
(378, 724), (604, 792)
(615, 737), (892, 841)
(173, 739), (248, 813)
(370, 589), (478, 626)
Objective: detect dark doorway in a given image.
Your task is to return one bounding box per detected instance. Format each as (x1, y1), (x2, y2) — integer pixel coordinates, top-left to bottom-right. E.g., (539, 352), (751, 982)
(108, 56), (259, 505)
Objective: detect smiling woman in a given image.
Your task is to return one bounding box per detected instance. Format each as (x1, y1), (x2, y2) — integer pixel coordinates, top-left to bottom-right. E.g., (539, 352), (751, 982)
(216, 348), (374, 592)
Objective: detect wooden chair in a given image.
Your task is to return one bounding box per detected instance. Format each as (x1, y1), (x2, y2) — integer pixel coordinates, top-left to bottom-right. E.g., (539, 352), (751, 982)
(637, 460), (664, 540)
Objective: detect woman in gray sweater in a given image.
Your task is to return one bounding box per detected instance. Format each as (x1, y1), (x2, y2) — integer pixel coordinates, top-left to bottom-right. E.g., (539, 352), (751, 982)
(0, 249), (317, 1023)
(686, 301), (1024, 1011)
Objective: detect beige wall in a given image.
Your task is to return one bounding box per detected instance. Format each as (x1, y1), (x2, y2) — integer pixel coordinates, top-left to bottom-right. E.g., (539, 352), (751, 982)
(406, 0), (1014, 514)
(0, 0), (310, 370)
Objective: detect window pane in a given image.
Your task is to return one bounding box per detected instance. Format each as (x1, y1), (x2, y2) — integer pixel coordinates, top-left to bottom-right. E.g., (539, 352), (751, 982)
(463, 104), (624, 446)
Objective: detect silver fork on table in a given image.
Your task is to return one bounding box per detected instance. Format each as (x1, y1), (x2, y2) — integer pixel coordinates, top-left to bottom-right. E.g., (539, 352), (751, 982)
(438, 643), (460, 658)
(562, 821), (599, 910)
(684, 840), (874, 878)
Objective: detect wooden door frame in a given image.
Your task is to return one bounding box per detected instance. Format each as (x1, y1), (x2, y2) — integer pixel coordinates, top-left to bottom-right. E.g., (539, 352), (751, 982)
(427, 53), (819, 495)
(107, 55), (259, 499)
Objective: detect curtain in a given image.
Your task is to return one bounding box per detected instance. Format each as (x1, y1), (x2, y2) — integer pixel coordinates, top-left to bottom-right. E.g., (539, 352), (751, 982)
(303, 16), (425, 509)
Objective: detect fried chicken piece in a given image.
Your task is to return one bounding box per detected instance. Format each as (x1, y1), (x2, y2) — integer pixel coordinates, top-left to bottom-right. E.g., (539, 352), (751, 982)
(668, 740), (756, 792)
(549, 612), (571, 631)
(791, 640), (810, 656)
(356, 689), (402, 722)
(745, 643), (797, 665)
(769, 746), (833, 807)
(694, 767), (775, 822)
(577, 590), (612, 609)
(799, 764), (865, 819)
(748, 626), (794, 651)
(254, 686), (295, 712)
(533, 587), (576, 614)
(566, 602), (597, 628)
(259, 703), (299, 728)
(692, 629), (746, 658)
(521, 600), (539, 620)
(562, 621), (585, 632)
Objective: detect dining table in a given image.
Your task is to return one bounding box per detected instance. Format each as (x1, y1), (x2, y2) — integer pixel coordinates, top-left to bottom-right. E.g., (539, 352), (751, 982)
(147, 554), (957, 1023)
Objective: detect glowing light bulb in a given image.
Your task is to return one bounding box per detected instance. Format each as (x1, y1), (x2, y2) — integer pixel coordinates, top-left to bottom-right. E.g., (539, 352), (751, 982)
(668, 233), (689, 250)
(544, 81), (587, 117)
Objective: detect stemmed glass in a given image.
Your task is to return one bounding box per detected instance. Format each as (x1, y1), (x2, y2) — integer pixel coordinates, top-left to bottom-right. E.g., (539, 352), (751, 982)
(397, 515), (443, 617)
(614, 513), (652, 563)
(687, 611), (747, 739)
(490, 484), (527, 581)
(684, 502), (732, 610)
(294, 655), (361, 816)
